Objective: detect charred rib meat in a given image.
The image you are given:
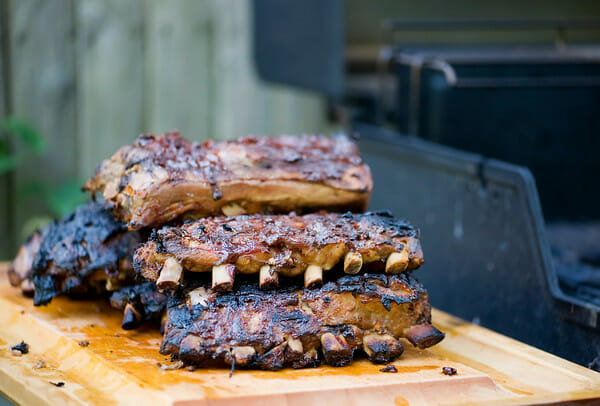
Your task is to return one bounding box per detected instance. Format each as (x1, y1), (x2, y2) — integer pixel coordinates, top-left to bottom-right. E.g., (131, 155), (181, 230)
(8, 228), (48, 297)
(84, 132), (373, 229)
(109, 282), (167, 330)
(161, 273), (444, 370)
(28, 202), (142, 306)
(134, 211), (424, 291)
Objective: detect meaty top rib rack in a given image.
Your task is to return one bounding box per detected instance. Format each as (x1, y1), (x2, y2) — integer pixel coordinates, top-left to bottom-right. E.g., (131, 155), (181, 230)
(162, 273), (444, 370)
(83, 132), (373, 230)
(134, 211), (424, 291)
(14, 202), (142, 306)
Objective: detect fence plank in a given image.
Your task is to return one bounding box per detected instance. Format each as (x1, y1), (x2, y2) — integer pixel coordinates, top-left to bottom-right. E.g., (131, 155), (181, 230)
(0, 1), (12, 259)
(211, 0), (328, 140)
(9, 0), (78, 242)
(76, 0), (145, 179)
(1, 0), (330, 259)
(144, 0), (213, 141)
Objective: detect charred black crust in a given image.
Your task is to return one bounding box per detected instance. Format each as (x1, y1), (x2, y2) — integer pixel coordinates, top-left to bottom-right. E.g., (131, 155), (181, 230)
(10, 341), (29, 354)
(161, 273), (434, 370)
(140, 211), (420, 279)
(109, 282), (167, 330)
(30, 202), (142, 306)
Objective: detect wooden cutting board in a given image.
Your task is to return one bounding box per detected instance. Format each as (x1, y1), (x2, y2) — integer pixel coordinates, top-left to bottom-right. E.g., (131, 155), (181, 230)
(0, 264), (599, 406)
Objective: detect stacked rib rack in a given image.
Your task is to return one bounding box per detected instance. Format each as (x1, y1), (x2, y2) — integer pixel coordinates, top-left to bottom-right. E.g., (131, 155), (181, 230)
(9, 131), (444, 370)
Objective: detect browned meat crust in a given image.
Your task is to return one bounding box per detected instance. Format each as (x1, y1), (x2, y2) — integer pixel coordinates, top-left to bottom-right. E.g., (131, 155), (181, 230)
(134, 211), (424, 290)
(161, 273), (444, 370)
(8, 228), (48, 297)
(28, 202), (142, 306)
(83, 132), (373, 229)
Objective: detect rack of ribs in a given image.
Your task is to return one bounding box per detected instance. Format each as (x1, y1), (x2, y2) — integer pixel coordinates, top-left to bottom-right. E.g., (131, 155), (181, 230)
(161, 272), (444, 370)
(134, 211), (424, 291)
(8, 202), (167, 329)
(9, 202), (142, 306)
(83, 132), (373, 230)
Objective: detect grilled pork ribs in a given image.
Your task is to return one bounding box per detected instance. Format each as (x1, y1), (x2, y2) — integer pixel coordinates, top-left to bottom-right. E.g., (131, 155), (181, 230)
(8, 202), (167, 329)
(134, 211), (424, 291)
(8, 131), (445, 370)
(161, 272), (444, 370)
(84, 132), (373, 229)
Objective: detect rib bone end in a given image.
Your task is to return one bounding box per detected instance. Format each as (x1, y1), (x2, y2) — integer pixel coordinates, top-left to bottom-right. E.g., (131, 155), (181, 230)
(157, 257), (183, 289)
(343, 252), (363, 274)
(121, 303), (142, 330)
(259, 265), (279, 290)
(404, 324), (445, 349)
(20, 279), (35, 297)
(304, 265), (323, 288)
(320, 332), (353, 367)
(179, 335), (207, 364)
(363, 333), (404, 363)
(212, 264), (236, 292)
(232, 346), (256, 366)
(385, 251), (409, 274)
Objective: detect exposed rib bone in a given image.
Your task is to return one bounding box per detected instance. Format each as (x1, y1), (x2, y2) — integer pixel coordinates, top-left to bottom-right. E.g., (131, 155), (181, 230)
(304, 265), (323, 288)
(178, 335), (206, 363)
(221, 202), (246, 217)
(232, 346), (256, 366)
(404, 323), (445, 349)
(212, 264), (236, 292)
(20, 279), (35, 296)
(259, 265), (278, 290)
(188, 287), (210, 307)
(157, 257), (183, 289)
(362, 333), (404, 364)
(343, 252), (363, 274)
(121, 303), (142, 330)
(287, 337), (303, 355)
(320, 333), (353, 367)
(134, 212), (423, 286)
(385, 249), (409, 274)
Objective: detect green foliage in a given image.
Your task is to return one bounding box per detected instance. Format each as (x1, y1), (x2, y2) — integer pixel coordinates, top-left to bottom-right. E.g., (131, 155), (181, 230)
(0, 117), (87, 241)
(47, 180), (87, 218)
(19, 180), (87, 219)
(0, 116), (46, 174)
(21, 216), (54, 242)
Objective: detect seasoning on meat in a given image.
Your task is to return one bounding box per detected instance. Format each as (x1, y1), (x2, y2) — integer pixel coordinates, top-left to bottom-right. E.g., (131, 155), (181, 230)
(160, 273), (444, 370)
(134, 211), (424, 291)
(84, 132), (373, 229)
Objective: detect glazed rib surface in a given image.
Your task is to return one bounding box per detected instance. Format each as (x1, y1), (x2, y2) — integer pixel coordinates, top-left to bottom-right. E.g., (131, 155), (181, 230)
(84, 132), (373, 229)
(134, 211), (424, 290)
(161, 273), (444, 370)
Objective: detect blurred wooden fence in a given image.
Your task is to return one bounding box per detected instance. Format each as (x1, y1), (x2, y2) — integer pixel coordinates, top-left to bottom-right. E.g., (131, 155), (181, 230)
(0, 0), (329, 259)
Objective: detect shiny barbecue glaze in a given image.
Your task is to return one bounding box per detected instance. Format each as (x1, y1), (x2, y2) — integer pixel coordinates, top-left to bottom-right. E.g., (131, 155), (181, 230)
(84, 132), (373, 229)
(134, 211), (424, 283)
(161, 272), (444, 370)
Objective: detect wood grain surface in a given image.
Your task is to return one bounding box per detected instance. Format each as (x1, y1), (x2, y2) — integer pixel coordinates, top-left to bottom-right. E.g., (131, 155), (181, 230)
(0, 263), (599, 405)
